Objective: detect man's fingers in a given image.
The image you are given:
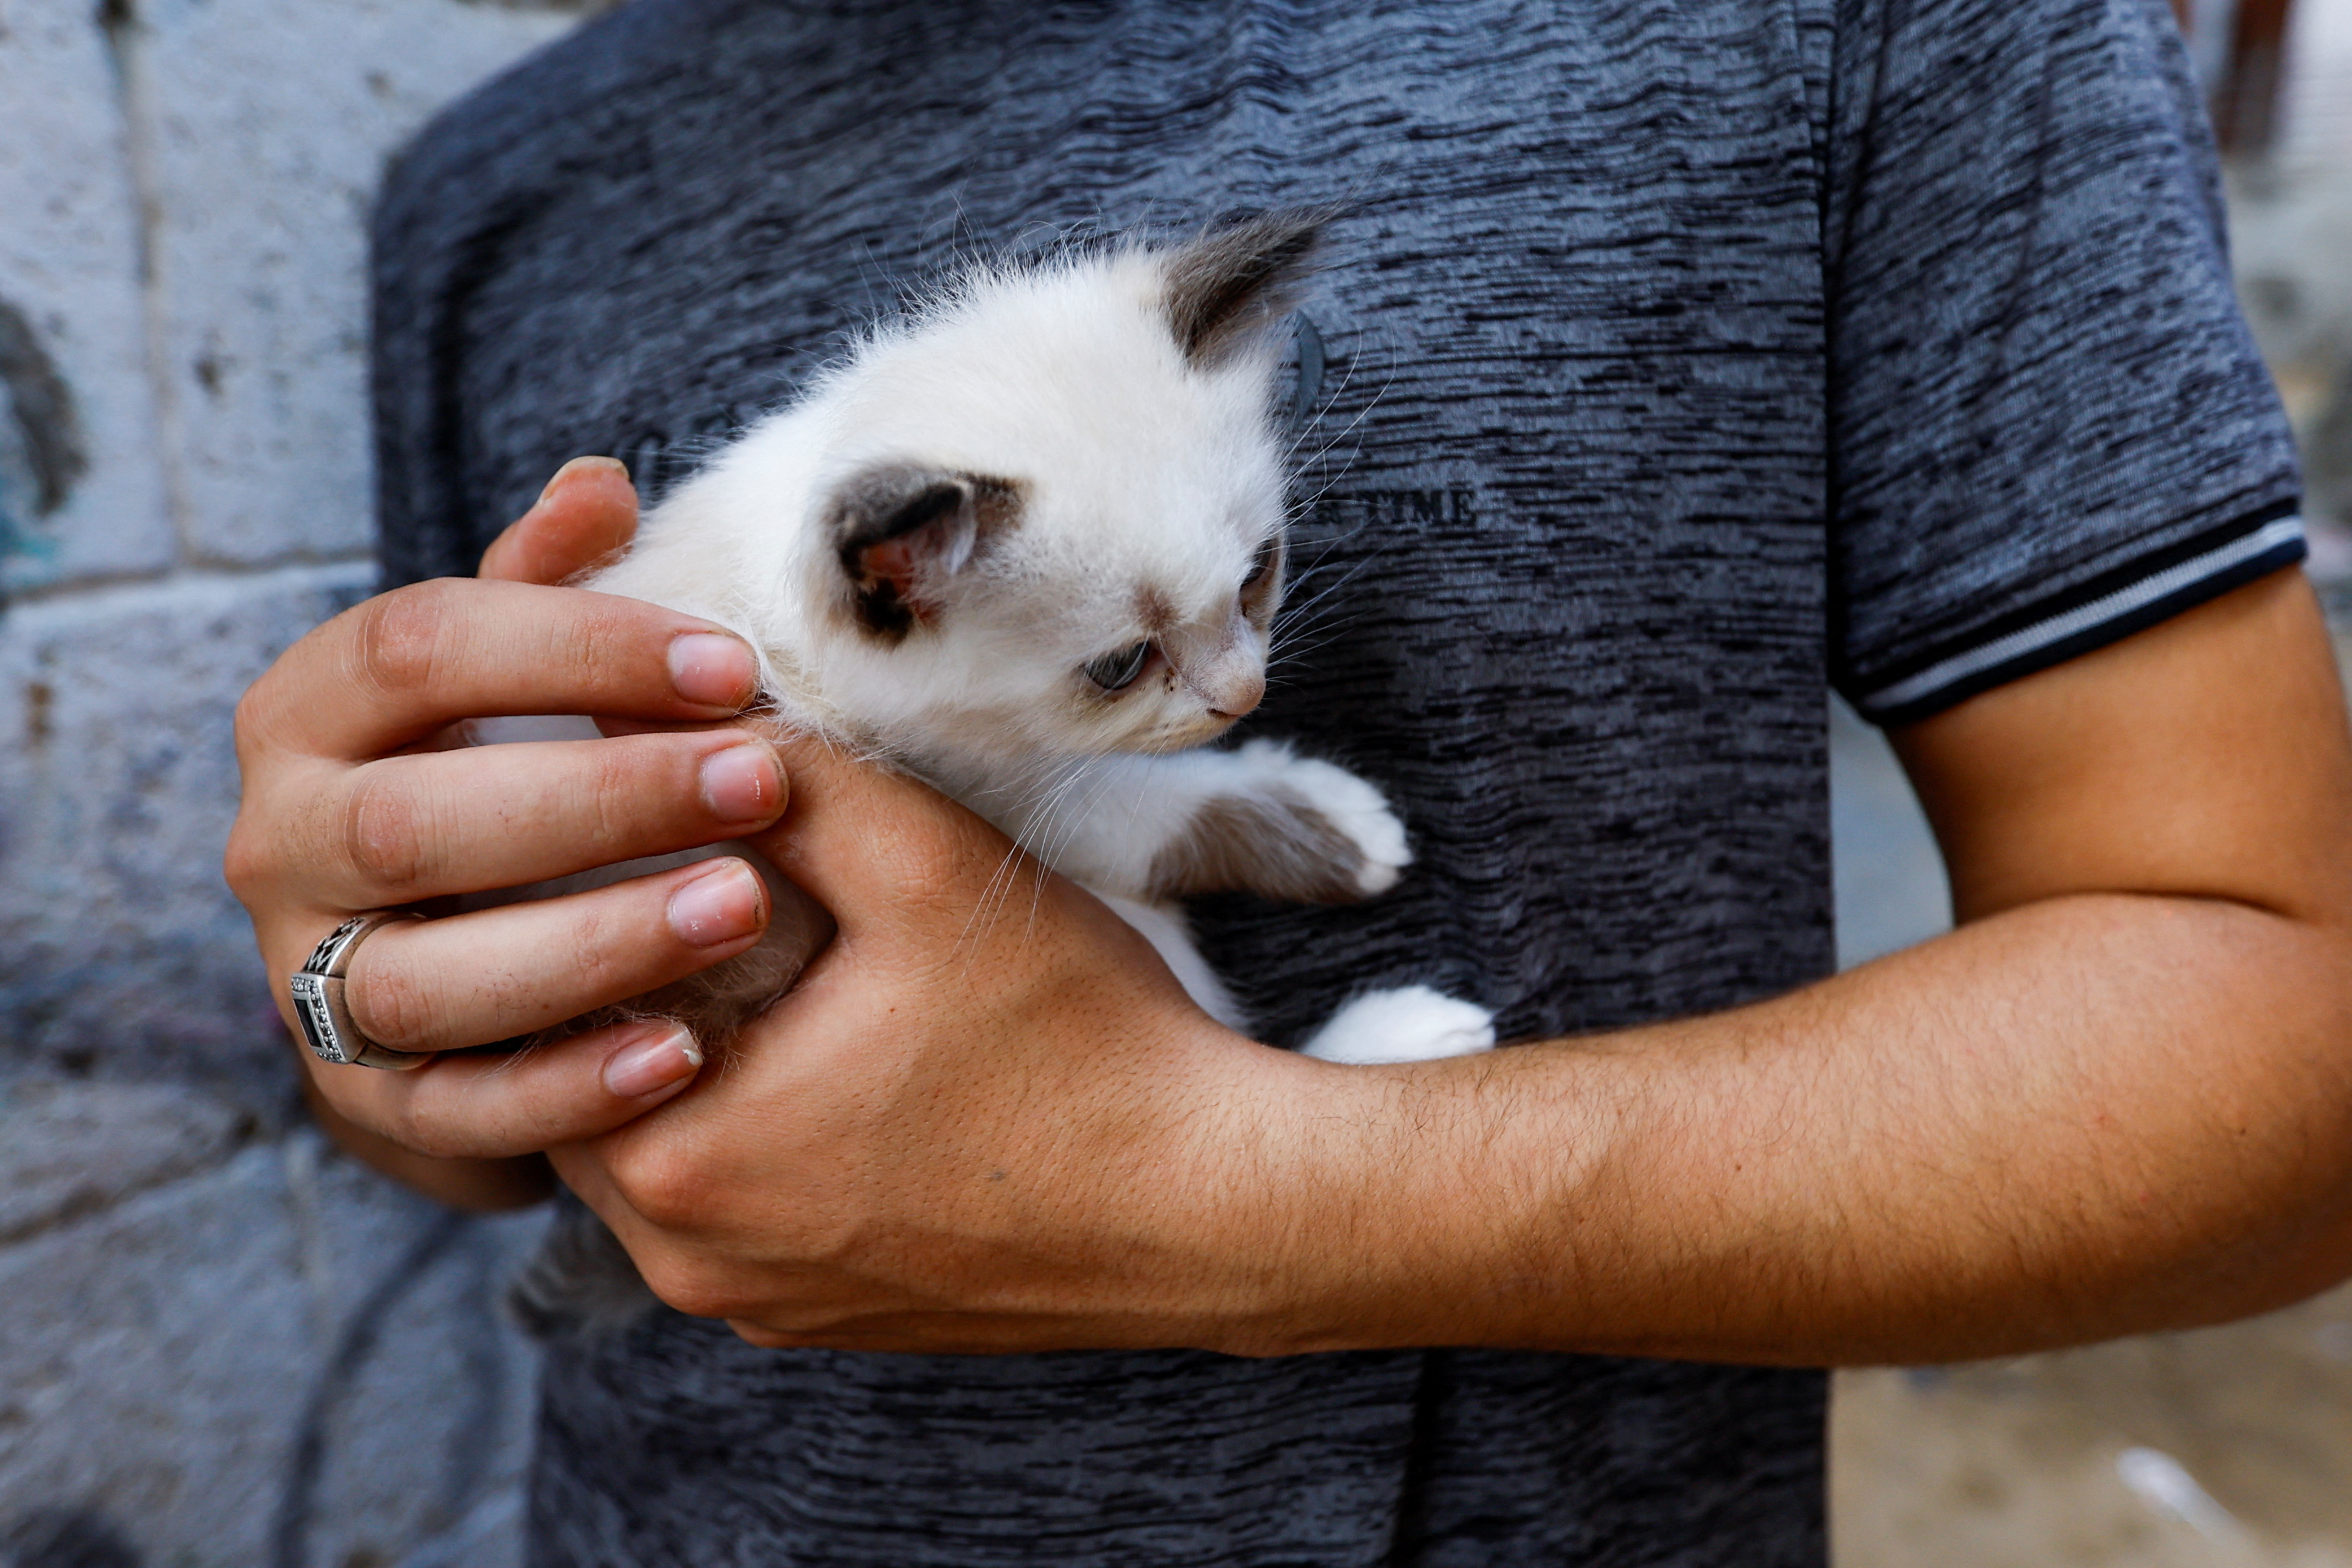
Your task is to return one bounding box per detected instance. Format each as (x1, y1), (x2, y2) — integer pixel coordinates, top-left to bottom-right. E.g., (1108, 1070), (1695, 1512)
(282, 730), (784, 906)
(318, 1018), (706, 1162)
(238, 578), (758, 761)
(331, 857), (771, 1054)
(479, 456), (640, 586)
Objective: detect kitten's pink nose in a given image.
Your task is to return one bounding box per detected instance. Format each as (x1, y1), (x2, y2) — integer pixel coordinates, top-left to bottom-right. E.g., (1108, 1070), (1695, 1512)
(1202, 669), (1266, 719)
(1163, 619), (1266, 719)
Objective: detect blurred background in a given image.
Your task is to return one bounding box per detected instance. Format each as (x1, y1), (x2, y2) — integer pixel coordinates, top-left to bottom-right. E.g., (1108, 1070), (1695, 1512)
(0, 0), (2348, 1563)
(1833, 3), (2352, 1563)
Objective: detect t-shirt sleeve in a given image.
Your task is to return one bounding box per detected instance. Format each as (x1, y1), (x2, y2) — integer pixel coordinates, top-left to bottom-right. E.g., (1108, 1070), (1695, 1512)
(1826, 0), (2304, 727)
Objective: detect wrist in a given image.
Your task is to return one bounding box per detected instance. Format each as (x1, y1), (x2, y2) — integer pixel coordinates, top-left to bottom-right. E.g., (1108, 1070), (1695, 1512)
(1183, 1037), (1614, 1359)
(1142, 1036), (1517, 1357)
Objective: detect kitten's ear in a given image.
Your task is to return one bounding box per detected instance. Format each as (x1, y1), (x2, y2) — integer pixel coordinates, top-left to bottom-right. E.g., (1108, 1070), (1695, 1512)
(1161, 209), (1328, 368)
(826, 463), (1020, 638)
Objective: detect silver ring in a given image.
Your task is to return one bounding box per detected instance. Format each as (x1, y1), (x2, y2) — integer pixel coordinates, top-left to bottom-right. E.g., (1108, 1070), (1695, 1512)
(290, 912), (427, 1070)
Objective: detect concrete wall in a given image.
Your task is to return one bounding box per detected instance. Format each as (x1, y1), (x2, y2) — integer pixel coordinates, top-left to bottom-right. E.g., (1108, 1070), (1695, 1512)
(0, 1), (588, 1562)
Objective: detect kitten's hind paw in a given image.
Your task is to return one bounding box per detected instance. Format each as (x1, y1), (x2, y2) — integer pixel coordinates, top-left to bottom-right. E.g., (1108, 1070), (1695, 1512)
(1299, 985), (1496, 1065)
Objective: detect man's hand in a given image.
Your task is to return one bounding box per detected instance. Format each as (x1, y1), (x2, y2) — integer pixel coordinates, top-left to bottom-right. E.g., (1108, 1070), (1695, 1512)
(550, 735), (1327, 1352)
(554, 566), (2352, 1364)
(227, 459), (790, 1210)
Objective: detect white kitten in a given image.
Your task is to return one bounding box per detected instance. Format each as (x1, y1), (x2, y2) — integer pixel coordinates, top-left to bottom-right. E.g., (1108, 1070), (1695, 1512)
(580, 213), (1495, 1069)
(509, 215), (1497, 1337)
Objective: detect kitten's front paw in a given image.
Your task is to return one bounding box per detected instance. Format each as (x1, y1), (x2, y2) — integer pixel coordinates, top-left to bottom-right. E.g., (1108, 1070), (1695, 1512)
(1145, 740), (1412, 904)
(1298, 985), (1496, 1065)
(1230, 739), (1410, 897)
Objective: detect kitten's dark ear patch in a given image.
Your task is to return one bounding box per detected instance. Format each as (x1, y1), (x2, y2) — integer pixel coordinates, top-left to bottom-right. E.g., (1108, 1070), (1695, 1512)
(826, 463), (1021, 639)
(1161, 210), (1327, 368)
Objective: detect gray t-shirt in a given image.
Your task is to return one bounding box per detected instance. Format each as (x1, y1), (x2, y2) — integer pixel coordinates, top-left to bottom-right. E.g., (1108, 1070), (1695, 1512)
(370, 0), (2301, 1561)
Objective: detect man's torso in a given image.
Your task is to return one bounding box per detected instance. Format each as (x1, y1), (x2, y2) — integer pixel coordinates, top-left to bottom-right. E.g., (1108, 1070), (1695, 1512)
(375, 3), (1837, 1560)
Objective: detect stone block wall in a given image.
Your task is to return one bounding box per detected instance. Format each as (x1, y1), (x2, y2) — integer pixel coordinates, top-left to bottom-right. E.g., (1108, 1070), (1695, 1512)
(0, 2), (590, 1562)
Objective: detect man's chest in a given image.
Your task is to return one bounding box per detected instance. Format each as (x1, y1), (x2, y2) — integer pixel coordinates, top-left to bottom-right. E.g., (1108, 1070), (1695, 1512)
(444, 0), (1839, 1030)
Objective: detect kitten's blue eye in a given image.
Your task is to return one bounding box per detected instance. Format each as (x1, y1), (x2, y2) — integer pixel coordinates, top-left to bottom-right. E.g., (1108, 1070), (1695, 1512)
(1084, 641), (1153, 691)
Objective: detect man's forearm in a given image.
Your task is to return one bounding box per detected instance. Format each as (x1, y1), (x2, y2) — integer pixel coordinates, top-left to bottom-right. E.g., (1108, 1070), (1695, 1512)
(1242, 575), (2352, 1367)
(1272, 890), (2352, 1365)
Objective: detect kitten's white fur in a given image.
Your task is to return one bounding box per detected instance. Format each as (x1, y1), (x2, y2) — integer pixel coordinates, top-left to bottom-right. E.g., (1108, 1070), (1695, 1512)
(585, 218), (1494, 1067)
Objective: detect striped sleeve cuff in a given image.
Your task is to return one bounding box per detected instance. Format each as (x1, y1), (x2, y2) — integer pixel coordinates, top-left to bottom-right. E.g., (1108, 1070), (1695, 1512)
(1849, 507), (2307, 727)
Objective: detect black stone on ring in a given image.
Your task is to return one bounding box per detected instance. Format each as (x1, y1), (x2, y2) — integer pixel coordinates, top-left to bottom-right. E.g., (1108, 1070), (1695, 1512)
(290, 912), (427, 1070)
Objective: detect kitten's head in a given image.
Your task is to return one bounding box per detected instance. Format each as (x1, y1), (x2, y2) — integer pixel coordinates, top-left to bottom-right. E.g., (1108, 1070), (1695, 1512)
(798, 211), (1323, 761)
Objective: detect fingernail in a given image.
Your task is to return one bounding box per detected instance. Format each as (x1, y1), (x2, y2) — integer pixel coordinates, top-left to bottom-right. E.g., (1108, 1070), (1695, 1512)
(603, 1022), (702, 1100)
(668, 859), (765, 945)
(699, 743), (782, 824)
(537, 454), (630, 505)
(668, 632), (757, 709)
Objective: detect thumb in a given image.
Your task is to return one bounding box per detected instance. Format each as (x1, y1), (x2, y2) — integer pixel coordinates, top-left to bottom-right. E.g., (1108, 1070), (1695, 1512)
(479, 456), (640, 586)
(745, 728), (1030, 933)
